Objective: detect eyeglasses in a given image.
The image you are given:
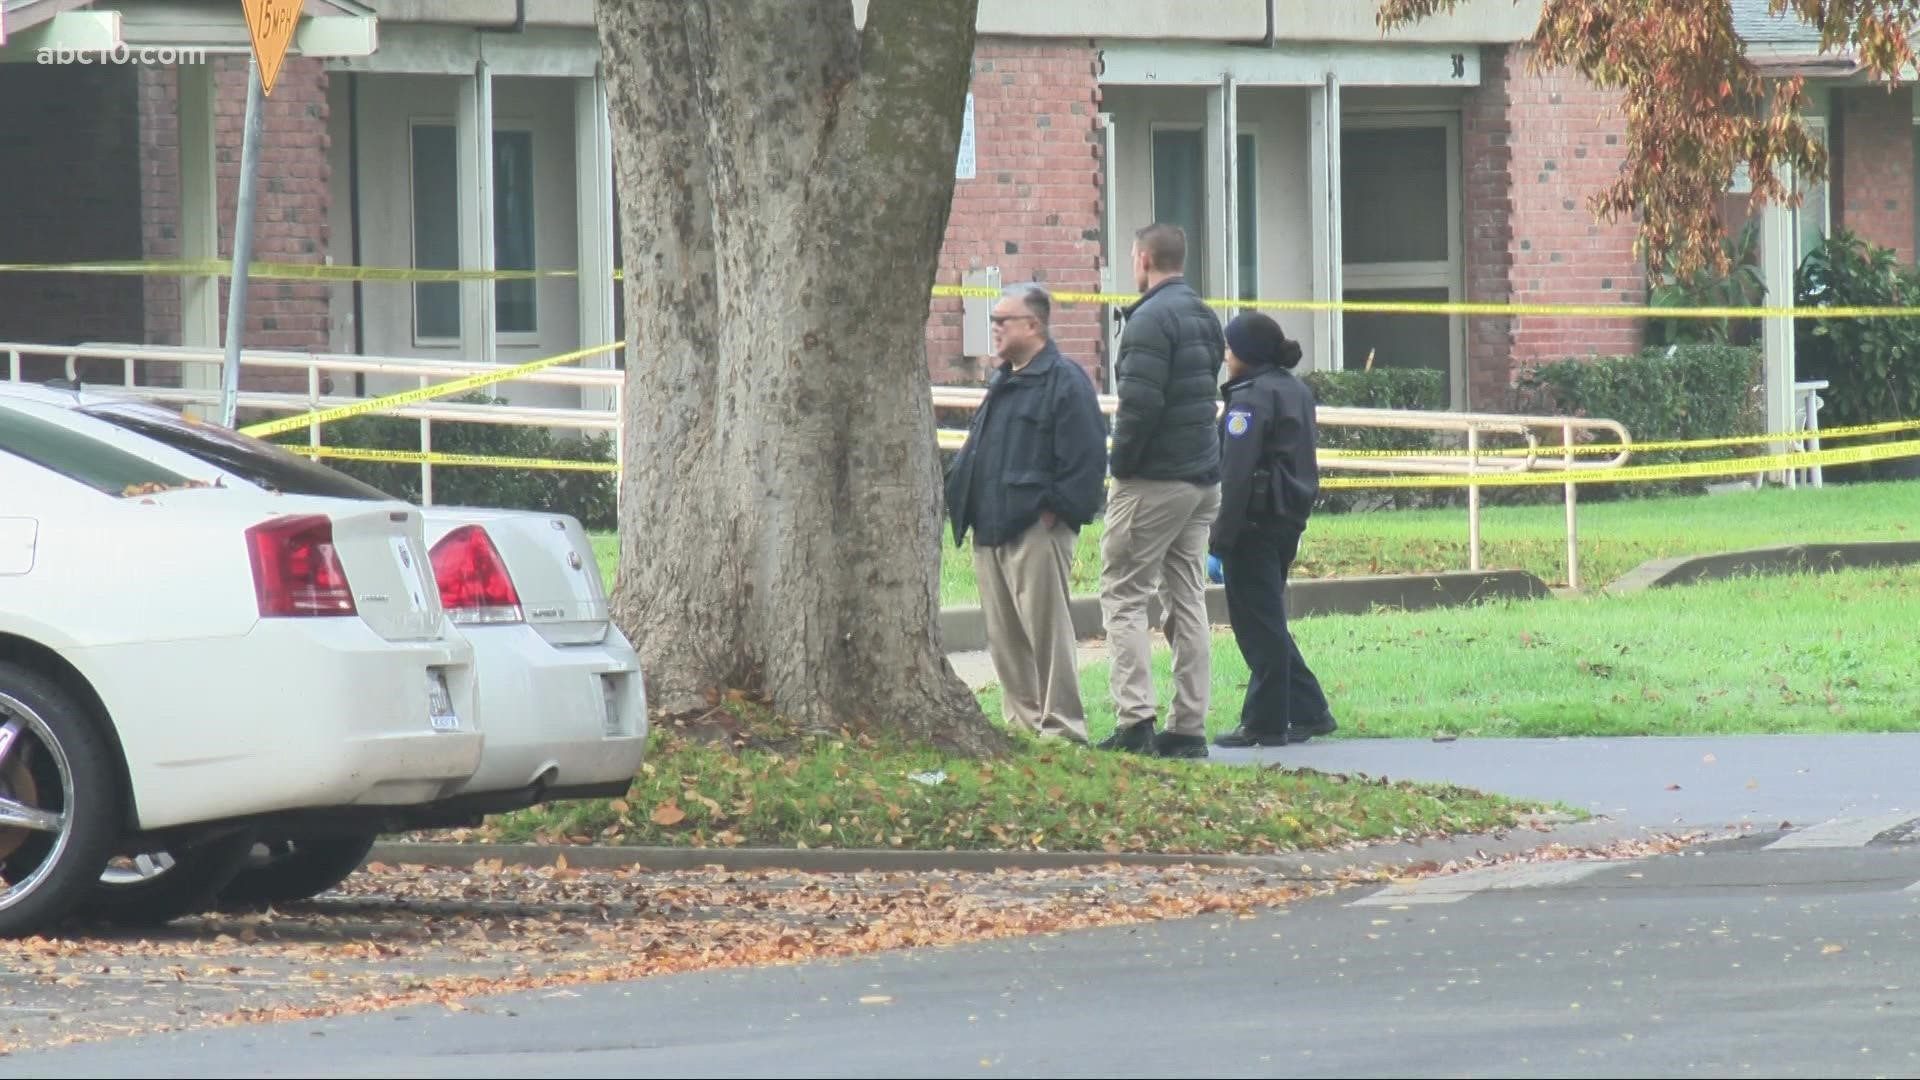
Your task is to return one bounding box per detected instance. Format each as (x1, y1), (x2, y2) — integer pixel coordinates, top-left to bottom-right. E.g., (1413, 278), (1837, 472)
(990, 314), (1036, 326)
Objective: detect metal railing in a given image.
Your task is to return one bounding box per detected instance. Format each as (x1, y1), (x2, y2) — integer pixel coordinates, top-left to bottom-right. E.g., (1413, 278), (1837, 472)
(7, 340), (1634, 587)
(2, 341), (623, 506)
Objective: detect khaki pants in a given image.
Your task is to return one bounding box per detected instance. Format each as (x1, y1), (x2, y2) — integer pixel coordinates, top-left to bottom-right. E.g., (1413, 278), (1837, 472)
(975, 518), (1088, 743)
(1099, 477), (1221, 737)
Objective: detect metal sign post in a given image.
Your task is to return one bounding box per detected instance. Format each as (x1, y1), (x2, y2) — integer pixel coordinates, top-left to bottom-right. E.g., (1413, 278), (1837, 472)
(223, 0), (300, 427)
(220, 58), (266, 428)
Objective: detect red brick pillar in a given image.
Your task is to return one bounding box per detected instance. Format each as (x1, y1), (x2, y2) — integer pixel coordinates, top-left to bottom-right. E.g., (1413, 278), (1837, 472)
(926, 40), (1106, 387)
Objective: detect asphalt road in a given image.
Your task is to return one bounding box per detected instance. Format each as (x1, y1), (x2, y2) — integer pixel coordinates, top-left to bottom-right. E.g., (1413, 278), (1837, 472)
(13, 818), (1920, 1079)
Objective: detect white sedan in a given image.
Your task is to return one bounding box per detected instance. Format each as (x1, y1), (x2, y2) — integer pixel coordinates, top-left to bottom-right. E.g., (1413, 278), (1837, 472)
(0, 389), (485, 937)
(2, 385), (650, 909)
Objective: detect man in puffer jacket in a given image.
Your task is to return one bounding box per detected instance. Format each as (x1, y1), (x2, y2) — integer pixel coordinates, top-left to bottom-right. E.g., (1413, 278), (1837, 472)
(1096, 223), (1225, 760)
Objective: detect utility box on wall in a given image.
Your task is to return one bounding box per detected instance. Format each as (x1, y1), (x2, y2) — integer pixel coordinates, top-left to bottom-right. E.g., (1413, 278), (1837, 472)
(961, 267), (1002, 360)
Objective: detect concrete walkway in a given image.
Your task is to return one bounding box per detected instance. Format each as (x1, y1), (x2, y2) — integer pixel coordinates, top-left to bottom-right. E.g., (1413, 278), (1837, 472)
(952, 641), (1920, 832)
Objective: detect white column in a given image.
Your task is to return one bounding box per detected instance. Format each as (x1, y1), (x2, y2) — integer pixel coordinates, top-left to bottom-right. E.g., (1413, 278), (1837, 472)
(1309, 75), (1343, 372)
(178, 62), (220, 394)
(575, 67), (617, 411)
(1204, 82), (1229, 308)
(457, 61), (497, 370)
(1762, 165), (1798, 480)
(1222, 74), (1239, 318)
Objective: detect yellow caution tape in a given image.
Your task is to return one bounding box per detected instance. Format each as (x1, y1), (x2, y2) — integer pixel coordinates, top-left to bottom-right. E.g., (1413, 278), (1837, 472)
(10, 257), (1920, 320)
(237, 341), (623, 438)
(284, 445), (618, 472)
(939, 417), (1920, 458)
(1317, 418), (1920, 458)
(1318, 438), (1920, 490)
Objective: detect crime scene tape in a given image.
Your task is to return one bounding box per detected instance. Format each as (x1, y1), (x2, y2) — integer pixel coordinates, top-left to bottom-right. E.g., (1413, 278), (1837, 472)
(1316, 417), (1920, 458)
(1318, 438), (1920, 490)
(285, 445), (618, 473)
(12, 257), (1920, 320)
(238, 341), (624, 439)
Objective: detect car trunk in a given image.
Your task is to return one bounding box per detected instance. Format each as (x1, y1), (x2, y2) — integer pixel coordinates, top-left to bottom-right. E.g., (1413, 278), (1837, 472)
(427, 510), (611, 647)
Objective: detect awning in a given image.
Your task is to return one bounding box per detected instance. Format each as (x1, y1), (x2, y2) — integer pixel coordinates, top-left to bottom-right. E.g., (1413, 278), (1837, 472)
(0, 0), (377, 61)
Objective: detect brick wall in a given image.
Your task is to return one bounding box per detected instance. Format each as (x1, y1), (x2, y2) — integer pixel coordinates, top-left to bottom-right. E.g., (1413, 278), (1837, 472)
(926, 39), (1106, 387)
(139, 66), (182, 350)
(1500, 45), (1645, 369)
(1461, 46), (1517, 410)
(1835, 86), (1915, 264)
(139, 57), (331, 391)
(1457, 44), (1645, 406)
(0, 64), (145, 376)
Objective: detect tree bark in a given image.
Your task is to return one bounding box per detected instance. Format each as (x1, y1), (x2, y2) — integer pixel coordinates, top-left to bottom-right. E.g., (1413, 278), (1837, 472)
(597, 0), (1004, 755)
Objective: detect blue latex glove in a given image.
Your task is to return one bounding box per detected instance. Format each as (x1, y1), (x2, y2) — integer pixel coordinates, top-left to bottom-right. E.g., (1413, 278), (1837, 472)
(1206, 554), (1225, 585)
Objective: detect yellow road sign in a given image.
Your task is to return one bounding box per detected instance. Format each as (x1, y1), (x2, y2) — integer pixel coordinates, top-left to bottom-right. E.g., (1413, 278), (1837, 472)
(241, 0), (300, 96)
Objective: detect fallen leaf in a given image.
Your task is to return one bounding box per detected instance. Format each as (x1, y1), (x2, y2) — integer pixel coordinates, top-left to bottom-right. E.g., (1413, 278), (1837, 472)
(651, 801), (687, 827)
(859, 995), (894, 1005)
(1823, 944), (1847, 955)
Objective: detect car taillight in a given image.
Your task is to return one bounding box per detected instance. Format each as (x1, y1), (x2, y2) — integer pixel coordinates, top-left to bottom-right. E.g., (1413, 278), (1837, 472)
(246, 514), (356, 617)
(430, 525), (523, 625)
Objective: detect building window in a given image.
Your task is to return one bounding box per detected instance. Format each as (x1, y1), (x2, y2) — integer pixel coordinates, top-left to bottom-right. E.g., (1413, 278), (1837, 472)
(409, 122), (460, 342)
(408, 124), (539, 343)
(1151, 127), (1207, 294)
(1339, 117), (1463, 402)
(493, 130), (537, 335)
(1149, 127), (1259, 300)
(1797, 116), (1830, 268)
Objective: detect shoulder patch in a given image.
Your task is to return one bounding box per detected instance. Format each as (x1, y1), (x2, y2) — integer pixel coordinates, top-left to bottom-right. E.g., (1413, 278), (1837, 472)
(1225, 409), (1252, 438)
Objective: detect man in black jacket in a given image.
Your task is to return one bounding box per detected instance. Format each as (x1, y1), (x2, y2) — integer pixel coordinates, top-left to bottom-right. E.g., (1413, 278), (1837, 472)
(1207, 312), (1336, 749)
(1096, 223), (1225, 760)
(946, 284), (1108, 743)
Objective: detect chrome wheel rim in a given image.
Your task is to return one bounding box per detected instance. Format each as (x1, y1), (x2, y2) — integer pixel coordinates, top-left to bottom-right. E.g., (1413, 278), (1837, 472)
(0, 692), (77, 912)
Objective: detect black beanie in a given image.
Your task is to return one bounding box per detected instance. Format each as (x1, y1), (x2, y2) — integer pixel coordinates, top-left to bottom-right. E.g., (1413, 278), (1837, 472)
(1225, 312), (1303, 370)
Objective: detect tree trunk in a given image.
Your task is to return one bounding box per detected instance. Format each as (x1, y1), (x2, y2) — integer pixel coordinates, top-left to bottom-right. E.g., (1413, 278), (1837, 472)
(596, 0), (1004, 755)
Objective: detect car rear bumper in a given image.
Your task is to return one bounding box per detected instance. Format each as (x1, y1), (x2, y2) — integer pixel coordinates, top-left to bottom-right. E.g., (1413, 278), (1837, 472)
(445, 621), (649, 798)
(72, 619), (484, 830)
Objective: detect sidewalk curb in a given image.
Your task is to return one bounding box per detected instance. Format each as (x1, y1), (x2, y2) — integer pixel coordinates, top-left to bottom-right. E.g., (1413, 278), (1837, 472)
(939, 570), (1552, 654)
(1604, 540), (1920, 594)
(369, 817), (1731, 882)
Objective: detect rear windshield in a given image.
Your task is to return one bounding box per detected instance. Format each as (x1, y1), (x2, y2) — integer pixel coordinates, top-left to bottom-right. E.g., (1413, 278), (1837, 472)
(80, 405), (398, 502)
(0, 404), (204, 497)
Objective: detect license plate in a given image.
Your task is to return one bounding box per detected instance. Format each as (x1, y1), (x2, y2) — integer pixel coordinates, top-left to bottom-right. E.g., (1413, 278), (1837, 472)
(429, 669), (460, 732)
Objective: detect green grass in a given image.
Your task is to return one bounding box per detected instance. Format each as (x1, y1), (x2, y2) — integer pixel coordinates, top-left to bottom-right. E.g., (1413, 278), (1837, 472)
(592, 480), (1919, 601)
(986, 564), (1920, 742)
(485, 721), (1546, 855)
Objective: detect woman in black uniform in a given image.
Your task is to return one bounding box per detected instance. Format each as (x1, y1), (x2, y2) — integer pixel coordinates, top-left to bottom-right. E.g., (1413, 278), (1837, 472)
(1207, 312), (1338, 748)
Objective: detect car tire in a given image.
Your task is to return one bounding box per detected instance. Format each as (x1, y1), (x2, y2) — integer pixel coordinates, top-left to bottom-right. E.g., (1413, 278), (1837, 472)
(217, 831), (379, 909)
(81, 828), (259, 927)
(0, 661), (122, 939)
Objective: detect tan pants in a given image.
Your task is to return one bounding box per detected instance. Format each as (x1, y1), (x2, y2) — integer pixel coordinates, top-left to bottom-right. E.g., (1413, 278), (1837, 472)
(1099, 477), (1221, 737)
(975, 518), (1088, 743)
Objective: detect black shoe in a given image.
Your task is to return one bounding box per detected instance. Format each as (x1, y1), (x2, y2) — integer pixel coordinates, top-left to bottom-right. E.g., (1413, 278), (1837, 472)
(1290, 713), (1338, 741)
(1213, 725), (1290, 749)
(1152, 731), (1209, 759)
(1098, 720), (1156, 754)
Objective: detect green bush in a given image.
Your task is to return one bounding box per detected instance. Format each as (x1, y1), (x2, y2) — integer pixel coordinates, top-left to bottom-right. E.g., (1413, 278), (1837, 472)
(1795, 229), (1920, 482)
(269, 393), (619, 530)
(1302, 367), (1451, 513)
(1507, 343), (1765, 501)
